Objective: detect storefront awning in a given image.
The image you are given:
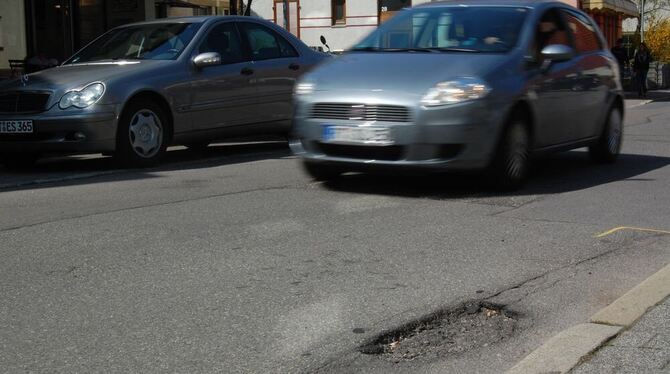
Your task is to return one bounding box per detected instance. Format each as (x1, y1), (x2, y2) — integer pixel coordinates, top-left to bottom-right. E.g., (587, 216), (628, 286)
(582, 0), (638, 17)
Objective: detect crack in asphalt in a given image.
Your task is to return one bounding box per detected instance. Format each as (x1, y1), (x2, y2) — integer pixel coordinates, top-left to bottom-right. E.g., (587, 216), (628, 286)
(485, 234), (648, 307)
(0, 185), (304, 234)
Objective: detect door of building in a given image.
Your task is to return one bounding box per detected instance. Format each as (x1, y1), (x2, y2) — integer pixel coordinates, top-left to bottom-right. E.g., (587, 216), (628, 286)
(26, 0), (74, 64)
(274, 0), (300, 38)
(378, 0), (411, 24)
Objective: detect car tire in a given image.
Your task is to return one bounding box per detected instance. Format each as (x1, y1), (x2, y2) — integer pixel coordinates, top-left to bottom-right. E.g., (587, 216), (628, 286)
(589, 107), (622, 163)
(115, 98), (171, 168)
(489, 118), (530, 190)
(303, 161), (341, 181)
(0, 153), (40, 171)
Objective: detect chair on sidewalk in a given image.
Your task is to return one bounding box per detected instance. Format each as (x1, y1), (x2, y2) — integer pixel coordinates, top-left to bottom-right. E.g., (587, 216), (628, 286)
(8, 59), (26, 77)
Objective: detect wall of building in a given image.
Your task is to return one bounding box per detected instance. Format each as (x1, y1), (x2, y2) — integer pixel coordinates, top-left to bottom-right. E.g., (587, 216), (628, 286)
(0, 0), (27, 70)
(252, 0), (431, 51)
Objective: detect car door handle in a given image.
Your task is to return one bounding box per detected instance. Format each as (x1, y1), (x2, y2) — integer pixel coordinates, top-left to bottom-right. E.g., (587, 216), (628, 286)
(289, 63), (300, 71)
(241, 67), (254, 76)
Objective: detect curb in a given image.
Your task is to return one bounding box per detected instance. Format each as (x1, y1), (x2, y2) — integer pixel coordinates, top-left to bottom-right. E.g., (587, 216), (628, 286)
(505, 262), (670, 374)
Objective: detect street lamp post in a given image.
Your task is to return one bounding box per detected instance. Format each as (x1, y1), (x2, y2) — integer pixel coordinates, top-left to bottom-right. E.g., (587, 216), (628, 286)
(641, 0), (645, 41)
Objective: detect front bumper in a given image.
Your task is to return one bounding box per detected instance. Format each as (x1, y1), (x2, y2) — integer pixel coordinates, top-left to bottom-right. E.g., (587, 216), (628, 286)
(0, 105), (119, 153)
(292, 98), (505, 172)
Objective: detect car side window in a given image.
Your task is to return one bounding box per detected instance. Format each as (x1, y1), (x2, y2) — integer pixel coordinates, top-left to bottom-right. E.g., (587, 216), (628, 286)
(240, 23), (299, 60)
(529, 8), (572, 62)
(198, 22), (246, 64)
(562, 11), (601, 54)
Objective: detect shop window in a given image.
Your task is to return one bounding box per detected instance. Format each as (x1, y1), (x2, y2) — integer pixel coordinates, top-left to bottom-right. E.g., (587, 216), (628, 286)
(332, 0), (346, 25)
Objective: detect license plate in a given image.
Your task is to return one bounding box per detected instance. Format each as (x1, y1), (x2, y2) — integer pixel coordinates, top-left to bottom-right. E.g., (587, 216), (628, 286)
(322, 125), (392, 145)
(0, 120), (33, 134)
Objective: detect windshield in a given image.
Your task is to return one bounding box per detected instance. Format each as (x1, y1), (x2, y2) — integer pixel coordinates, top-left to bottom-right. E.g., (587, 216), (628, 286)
(65, 22), (201, 64)
(353, 6), (529, 53)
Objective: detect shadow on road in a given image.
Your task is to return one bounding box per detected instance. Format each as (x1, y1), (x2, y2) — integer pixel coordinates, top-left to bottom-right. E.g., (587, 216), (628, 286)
(0, 138), (291, 192)
(321, 151), (670, 199)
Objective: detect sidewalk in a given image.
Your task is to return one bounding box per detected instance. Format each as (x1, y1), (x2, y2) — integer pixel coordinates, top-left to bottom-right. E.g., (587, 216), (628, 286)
(507, 261), (670, 374)
(625, 89), (670, 108)
(571, 296), (670, 373)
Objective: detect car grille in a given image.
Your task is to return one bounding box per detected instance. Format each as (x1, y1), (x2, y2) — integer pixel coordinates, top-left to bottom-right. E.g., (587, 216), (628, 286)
(0, 92), (51, 114)
(310, 103), (411, 123)
(315, 142), (404, 161)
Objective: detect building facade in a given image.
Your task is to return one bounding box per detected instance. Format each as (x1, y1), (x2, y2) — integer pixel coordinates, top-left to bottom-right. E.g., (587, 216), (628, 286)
(0, 0), (638, 73)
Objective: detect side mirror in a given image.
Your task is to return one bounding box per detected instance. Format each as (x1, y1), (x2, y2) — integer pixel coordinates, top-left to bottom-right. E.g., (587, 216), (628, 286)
(540, 44), (574, 70)
(193, 52), (221, 69)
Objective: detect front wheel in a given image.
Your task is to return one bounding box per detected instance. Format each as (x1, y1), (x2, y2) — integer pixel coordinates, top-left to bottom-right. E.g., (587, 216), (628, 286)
(115, 99), (170, 168)
(589, 107), (622, 163)
(489, 119), (530, 190)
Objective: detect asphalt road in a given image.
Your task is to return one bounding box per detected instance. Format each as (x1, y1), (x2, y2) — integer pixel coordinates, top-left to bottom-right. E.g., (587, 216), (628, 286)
(1, 100), (670, 373)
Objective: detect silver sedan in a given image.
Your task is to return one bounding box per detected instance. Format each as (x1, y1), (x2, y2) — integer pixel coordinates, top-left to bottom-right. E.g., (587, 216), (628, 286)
(0, 16), (325, 168)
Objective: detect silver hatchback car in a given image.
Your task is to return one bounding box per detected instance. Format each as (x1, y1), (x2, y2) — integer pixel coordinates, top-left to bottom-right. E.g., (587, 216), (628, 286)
(0, 16), (324, 168)
(291, 0), (624, 188)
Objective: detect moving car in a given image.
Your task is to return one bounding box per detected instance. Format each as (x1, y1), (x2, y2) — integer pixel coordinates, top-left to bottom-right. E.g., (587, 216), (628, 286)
(291, 0), (624, 188)
(0, 16), (325, 168)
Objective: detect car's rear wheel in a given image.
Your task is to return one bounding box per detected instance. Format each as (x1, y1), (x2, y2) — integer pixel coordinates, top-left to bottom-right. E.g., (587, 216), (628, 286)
(0, 153), (40, 171)
(489, 118), (530, 190)
(589, 107), (622, 163)
(303, 161), (342, 181)
(115, 98), (170, 168)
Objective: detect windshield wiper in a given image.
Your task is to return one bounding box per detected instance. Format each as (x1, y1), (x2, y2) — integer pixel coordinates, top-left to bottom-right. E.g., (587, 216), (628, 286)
(350, 47), (437, 53)
(426, 47), (481, 53)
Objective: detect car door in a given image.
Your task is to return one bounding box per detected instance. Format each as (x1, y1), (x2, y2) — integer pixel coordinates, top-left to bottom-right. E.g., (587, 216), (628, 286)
(527, 8), (581, 148)
(238, 22), (302, 131)
(189, 21), (257, 131)
(561, 10), (610, 140)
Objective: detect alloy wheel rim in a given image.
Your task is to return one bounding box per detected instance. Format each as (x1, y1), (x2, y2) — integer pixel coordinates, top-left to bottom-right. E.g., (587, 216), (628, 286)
(128, 109), (163, 158)
(607, 111), (622, 155)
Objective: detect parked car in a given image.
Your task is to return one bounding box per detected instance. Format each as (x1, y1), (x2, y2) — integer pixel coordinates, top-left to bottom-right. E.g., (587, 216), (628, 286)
(0, 16), (325, 168)
(291, 0), (624, 188)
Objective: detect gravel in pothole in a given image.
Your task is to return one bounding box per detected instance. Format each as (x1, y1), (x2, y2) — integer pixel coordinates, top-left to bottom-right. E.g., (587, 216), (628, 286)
(359, 302), (517, 363)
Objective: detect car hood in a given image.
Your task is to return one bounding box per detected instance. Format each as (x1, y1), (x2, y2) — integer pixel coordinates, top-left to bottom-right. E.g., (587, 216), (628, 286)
(305, 52), (510, 95)
(0, 60), (169, 93)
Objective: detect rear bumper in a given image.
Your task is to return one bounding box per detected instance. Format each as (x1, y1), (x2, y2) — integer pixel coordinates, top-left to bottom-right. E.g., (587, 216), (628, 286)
(0, 109), (118, 153)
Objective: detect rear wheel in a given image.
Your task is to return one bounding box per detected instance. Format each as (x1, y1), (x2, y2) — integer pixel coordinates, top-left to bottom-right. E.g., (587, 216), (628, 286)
(489, 118), (530, 190)
(302, 161), (342, 181)
(115, 98), (170, 168)
(589, 107), (622, 163)
(0, 153), (40, 171)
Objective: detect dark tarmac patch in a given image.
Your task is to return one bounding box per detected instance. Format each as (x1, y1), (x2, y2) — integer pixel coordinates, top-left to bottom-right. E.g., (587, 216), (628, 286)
(359, 301), (517, 363)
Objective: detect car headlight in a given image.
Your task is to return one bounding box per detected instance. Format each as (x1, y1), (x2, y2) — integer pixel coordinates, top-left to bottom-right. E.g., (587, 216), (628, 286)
(59, 82), (105, 109)
(421, 78), (490, 107)
(294, 82), (315, 96)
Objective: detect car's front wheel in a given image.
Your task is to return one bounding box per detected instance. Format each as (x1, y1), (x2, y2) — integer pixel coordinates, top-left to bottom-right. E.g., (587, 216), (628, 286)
(589, 107), (622, 163)
(115, 98), (170, 168)
(489, 118), (530, 190)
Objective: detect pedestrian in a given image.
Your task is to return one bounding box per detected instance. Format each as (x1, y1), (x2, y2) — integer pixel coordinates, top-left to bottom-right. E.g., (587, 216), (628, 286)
(611, 38), (629, 84)
(633, 42), (652, 98)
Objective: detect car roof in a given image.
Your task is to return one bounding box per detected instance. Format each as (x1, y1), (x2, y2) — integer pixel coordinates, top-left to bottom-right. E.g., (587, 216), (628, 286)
(416, 0), (567, 9)
(118, 15), (259, 28)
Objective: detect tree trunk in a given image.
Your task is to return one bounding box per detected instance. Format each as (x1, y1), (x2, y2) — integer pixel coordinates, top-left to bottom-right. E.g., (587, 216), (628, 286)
(245, 0), (253, 16)
(231, 0), (238, 15)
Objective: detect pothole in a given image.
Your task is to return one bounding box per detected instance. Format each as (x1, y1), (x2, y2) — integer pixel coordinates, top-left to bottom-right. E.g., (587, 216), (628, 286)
(359, 301), (518, 363)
